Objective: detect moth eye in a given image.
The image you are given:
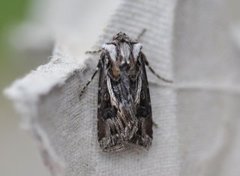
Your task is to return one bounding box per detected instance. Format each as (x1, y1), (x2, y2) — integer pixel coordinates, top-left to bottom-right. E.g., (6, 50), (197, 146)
(133, 43), (142, 59)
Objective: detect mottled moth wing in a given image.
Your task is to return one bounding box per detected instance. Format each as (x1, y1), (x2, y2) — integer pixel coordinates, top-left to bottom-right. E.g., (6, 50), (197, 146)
(131, 52), (153, 148)
(97, 51), (127, 152)
(93, 32), (165, 152)
(97, 53), (139, 151)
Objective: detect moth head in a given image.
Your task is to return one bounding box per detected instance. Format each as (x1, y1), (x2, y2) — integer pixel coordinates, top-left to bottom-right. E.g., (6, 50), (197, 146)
(113, 32), (131, 42)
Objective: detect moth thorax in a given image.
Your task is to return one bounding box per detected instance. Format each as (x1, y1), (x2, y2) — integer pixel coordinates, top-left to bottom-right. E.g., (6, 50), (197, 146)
(102, 42), (142, 67)
(119, 42), (131, 65)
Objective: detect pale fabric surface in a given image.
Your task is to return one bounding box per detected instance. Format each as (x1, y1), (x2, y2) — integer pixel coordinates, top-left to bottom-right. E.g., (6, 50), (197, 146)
(174, 1), (240, 176)
(4, 0), (240, 176)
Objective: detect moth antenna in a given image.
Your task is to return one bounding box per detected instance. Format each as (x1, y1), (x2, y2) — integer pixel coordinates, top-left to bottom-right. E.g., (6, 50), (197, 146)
(146, 64), (173, 83)
(143, 54), (173, 83)
(136, 28), (147, 41)
(79, 67), (99, 98)
(85, 49), (102, 55)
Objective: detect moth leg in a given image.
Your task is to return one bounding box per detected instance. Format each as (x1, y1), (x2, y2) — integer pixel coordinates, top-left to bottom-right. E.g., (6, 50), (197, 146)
(79, 66), (99, 98)
(85, 49), (102, 54)
(142, 55), (173, 83)
(136, 28), (147, 41)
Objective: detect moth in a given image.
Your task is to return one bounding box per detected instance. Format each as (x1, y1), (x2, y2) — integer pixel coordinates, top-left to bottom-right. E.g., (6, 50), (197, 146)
(80, 32), (172, 152)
